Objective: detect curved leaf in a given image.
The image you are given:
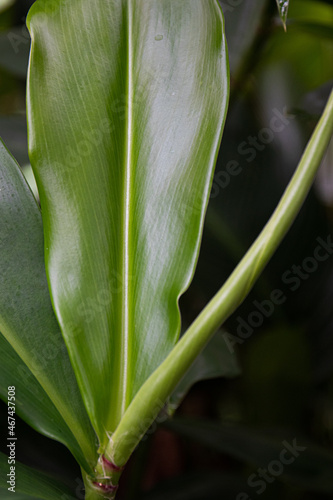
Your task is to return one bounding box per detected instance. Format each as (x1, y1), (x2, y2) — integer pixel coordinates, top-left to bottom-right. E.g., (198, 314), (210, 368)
(27, 0), (229, 442)
(0, 333), (89, 469)
(0, 452), (76, 499)
(0, 139), (97, 469)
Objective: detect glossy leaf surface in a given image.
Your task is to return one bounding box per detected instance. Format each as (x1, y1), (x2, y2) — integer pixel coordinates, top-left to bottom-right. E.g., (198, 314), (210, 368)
(27, 0), (229, 441)
(0, 452), (75, 499)
(0, 139), (97, 469)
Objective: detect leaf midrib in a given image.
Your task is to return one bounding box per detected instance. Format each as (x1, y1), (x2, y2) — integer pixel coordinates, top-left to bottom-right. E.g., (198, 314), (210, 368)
(111, 0), (133, 428)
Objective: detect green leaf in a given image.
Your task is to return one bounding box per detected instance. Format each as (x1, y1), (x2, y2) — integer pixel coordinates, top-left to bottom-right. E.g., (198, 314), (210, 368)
(27, 0), (229, 443)
(167, 419), (333, 493)
(169, 330), (241, 411)
(0, 452), (76, 499)
(276, 0), (289, 31)
(108, 89), (333, 468)
(0, 333), (89, 469)
(0, 139), (97, 470)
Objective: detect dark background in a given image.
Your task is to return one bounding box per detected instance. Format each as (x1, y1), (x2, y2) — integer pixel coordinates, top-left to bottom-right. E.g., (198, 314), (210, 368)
(1, 0), (333, 498)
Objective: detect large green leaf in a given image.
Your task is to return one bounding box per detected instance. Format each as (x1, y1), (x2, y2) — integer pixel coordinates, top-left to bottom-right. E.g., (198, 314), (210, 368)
(0, 452), (75, 499)
(0, 139), (97, 469)
(27, 0), (229, 442)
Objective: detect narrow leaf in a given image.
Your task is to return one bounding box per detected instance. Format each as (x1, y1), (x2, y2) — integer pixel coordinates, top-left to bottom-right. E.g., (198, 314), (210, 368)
(0, 0), (14, 14)
(27, 0), (229, 443)
(0, 139), (97, 469)
(0, 452), (76, 499)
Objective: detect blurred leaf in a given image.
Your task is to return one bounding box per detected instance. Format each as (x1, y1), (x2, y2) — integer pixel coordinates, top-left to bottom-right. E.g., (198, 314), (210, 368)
(288, 22), (333, 39)
(170, 331), (241, 411)
(167, 418), (333, 493)
(0, 27), (30, 78)
(0, 139), (97, 470)
(143, 472), (252, 500)
(220, 0), (267, 77)
(288, 0), (333, 28)
(0, 0), (14, 14)
(27, 0), (228, 443)
(0, 452), (75, 499)
(275, 0), (289, 31)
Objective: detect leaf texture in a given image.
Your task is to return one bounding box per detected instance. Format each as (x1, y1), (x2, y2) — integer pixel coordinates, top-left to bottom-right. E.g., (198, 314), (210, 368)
(0, 139), (97, 469)
(27, 0), (229, 442)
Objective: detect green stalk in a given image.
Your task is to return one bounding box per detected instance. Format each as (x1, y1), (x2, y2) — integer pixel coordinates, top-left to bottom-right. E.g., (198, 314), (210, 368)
(105, 89), (333, 468)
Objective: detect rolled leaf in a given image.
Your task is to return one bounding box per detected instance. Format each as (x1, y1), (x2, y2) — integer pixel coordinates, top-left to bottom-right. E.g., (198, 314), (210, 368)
(0, 139), (97, 469)
(27, 0), (229, 443)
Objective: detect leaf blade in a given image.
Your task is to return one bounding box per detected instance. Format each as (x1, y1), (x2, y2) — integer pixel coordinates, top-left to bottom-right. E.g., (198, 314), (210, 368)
(0, 333), (90, 469)
(0, 139), (97, 469)
(27, 0), (229, 442)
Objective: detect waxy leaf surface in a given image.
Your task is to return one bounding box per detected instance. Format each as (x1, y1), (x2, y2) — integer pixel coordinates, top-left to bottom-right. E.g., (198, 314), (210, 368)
(27, 0), (229, 441)
(0, 139), (97, 470)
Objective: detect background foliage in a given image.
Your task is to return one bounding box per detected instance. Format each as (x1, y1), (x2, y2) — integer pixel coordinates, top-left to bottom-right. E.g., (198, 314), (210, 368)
(0, 0), (333, 498)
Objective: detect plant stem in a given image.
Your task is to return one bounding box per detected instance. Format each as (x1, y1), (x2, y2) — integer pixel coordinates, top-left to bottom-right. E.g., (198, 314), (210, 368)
(82, 466), (121, 500)
(106, 89), (333, 468)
